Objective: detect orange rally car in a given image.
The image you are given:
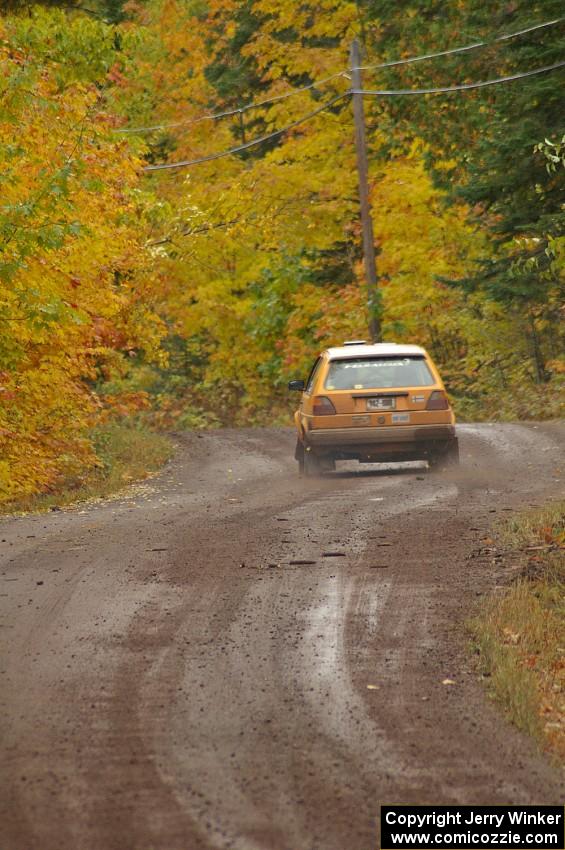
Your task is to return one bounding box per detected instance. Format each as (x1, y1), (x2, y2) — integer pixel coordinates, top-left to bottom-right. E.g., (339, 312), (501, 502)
(288, 341), (459, 476)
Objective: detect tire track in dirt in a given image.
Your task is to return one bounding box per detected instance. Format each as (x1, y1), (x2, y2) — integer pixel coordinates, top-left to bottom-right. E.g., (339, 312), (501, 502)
(0, 424), (563, 850)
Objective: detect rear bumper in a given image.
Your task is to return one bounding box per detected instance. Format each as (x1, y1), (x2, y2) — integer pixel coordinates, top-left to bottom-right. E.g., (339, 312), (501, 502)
(306, 424), (456, 448)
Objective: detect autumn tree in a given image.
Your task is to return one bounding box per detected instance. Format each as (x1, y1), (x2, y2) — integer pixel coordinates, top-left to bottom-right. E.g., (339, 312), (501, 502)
(0, 11), (165, 501)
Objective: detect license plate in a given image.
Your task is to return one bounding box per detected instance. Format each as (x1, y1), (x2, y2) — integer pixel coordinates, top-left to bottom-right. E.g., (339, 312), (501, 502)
(366, 397), (396, 411)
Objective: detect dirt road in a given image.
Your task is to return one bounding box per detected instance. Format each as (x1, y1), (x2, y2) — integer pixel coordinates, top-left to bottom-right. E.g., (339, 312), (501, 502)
(1, 424), (563, 850)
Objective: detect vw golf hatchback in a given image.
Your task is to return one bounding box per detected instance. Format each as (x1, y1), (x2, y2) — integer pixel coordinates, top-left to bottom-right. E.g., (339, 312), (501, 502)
(288, 341), (459, 476)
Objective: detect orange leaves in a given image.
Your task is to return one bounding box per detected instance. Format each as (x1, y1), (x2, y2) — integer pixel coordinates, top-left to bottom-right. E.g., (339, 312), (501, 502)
(106, 63), (126, 86)
(0, 21), (166, 504)
(102, 392), (151, 418)
(540, 525), (565, 547)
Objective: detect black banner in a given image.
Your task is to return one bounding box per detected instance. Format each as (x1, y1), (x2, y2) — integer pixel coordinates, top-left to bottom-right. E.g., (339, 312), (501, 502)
(381, 806), (564, 849)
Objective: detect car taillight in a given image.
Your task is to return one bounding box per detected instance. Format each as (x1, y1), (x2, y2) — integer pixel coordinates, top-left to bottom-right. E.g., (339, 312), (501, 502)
(313, 396), (336, 416)
(426, 391), (449, 410)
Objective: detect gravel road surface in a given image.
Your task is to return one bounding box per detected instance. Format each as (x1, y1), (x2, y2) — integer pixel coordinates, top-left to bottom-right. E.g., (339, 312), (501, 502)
(1, 423), (563, 850)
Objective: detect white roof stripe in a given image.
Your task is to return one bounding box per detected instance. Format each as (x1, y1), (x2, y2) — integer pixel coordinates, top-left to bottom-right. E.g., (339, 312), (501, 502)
(326, 343), (426, 359)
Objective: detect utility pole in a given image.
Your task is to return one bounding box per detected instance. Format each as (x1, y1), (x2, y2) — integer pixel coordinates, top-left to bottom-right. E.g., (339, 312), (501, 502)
(238, 109), (247, 145)
(350, 38), (381, 343)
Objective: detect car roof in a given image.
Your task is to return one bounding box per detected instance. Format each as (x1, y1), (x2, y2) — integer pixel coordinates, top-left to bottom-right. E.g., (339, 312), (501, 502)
(325, 342), (427, 360)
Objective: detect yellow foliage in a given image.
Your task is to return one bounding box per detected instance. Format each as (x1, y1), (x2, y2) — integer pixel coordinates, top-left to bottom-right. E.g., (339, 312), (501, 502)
(0, 32), (165, 501)
(117, 0), (489, 419)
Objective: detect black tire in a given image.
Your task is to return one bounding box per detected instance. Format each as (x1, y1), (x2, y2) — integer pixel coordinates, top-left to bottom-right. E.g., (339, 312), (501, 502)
(303, 449), (322, 478)
(429, 441), (460, 470)
(295, 439), (305, 475)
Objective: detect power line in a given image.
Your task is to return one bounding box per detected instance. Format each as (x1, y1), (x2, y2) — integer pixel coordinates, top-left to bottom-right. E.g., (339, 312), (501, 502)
(143, 92), (347, 172)
(355, 60), (565, 96)
(495, 16), (564, 41)
(120, 17), (562, 136)
(356, 17), (564, 72)
(119, 71), (347, 134)
(144, 61), (564, 172)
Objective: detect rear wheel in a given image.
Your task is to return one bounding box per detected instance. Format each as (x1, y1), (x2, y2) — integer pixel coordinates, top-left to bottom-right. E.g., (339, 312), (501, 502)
(303, 450), (322, 478)
(295, 439), (305, 476)
(429, 441), (460, 470)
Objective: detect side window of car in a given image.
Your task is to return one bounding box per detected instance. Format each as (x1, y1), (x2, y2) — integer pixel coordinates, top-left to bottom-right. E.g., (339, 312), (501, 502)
(305, 357), (323, 394)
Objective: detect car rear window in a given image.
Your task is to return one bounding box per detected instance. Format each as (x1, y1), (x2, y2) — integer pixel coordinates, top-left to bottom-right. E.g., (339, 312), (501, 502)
(324, 357), (435, 390)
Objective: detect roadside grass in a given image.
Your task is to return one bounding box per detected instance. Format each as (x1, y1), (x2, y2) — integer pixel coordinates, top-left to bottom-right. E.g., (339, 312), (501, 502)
(469, 502), (565, 760)
(1, 421), (173, 515)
